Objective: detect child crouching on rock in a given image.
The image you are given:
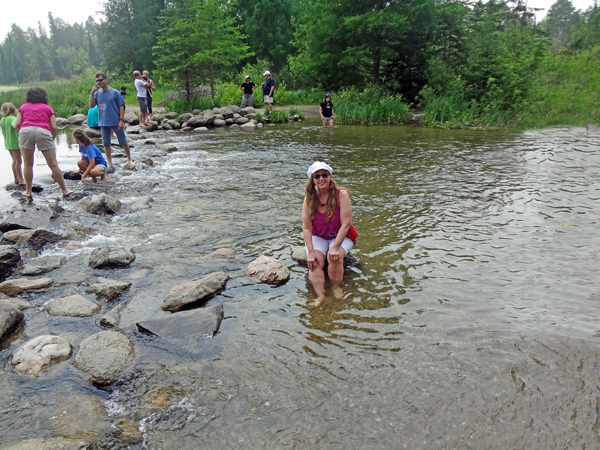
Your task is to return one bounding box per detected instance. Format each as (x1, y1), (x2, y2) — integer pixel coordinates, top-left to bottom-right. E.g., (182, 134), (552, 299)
(72, 129), (108, 183)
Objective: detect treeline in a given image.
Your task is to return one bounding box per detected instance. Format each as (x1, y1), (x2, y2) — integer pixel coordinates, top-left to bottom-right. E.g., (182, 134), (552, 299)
(1, 0), (599, 127)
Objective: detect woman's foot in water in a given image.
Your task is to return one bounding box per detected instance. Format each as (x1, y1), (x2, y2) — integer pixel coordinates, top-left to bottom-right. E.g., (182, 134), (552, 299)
(331, 285), (344, 299)
(308, 296), (326, 308)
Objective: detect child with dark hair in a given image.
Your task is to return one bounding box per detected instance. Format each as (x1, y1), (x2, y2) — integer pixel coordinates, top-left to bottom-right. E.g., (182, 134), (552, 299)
(15, 87), (73, 199)
(120, 86), (127, 99)
(0, 102), (24, 185)
(72, 129), (107, 183)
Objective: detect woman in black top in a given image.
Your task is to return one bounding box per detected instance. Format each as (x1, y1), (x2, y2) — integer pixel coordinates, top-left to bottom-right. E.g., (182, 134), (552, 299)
(320, 94), (334, 128)
(240, 76), (258, 108)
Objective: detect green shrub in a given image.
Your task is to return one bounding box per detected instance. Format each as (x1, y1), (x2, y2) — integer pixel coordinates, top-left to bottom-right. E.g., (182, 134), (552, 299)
(289, 106), (305, 120)
(165, 96), (213, 113)
(334, 87), (409, 124)
(253, 113), (264, 122)
(269, 110), (289, 123)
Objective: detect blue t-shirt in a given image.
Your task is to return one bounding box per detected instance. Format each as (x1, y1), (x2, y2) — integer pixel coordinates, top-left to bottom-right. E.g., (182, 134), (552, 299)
(263, 77), (275, 96)
(79, 143), (108, 167)
(94, 88), (125, 127)
(87, 106), (99, 127)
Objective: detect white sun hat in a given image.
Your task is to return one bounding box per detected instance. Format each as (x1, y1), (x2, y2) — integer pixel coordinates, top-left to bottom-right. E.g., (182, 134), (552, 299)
(307, 161), (333, 178)
(263, 70), (270, 76)
(244, 75), (250, 79)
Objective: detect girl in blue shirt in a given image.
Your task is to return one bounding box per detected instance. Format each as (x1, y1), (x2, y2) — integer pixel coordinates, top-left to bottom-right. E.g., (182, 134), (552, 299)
(72, 129), (108, 183)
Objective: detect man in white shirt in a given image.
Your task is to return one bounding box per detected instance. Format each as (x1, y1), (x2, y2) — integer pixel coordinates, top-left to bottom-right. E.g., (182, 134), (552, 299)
(133, 71), (150, 127)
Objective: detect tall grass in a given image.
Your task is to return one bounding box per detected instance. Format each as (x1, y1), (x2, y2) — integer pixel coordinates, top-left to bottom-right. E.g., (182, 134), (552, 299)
(334, 88), (410, 124)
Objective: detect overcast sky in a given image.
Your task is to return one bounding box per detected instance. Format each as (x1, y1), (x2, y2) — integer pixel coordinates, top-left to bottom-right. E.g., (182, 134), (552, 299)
(0, 0), (598, 41)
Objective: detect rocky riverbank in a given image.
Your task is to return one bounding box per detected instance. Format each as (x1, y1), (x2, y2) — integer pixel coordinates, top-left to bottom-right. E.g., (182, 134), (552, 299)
(0, 116), (316, 449)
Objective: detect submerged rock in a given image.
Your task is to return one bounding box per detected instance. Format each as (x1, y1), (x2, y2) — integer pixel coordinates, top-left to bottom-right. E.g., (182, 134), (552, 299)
(1, 229), (62, 250)
(245, 255), (290, 284)
(18, 256), (66, 276)
(11, 335), (72, 375)
(0, 246), (20, 275)
(99, 299), (130, 328)
(205, 248), (235, 260)
(0, 437), (90, 450)
(73, 330), (134, 385)
(88, 247), (135, 269)
(161, 272), (229, 311)
(46, 295), (101, 317)
(240, 122), (256, 129)
(87, 278), (131, 301)
(137, 305), (224, 339)
(129, 196), (153, 212)
(80, 193), (122, 215)
(0, 277), (53, 297)
(0, 302), (24, 341)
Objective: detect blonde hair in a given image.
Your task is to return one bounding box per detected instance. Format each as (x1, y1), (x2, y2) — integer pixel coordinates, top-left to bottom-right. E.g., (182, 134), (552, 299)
(1, 102), (16, 117)
(304, 176), (350, 222)
(133, 70), (141, 77)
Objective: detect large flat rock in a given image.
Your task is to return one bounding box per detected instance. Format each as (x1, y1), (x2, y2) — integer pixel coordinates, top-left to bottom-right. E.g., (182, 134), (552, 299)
(73, 330), (134, 385)
(0, 438), (90, 450)
(0, 203), (57, 232)
(0, 246), (20, 275)
(18, 256), (66, 276)
(46, 295), (101, 317)
(161, 272), (229, 311)
(137, 305), (224, 339)
(0, 277), (53, 297)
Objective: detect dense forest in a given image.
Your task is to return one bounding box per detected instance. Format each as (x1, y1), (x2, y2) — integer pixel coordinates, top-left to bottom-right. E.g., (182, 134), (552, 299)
(1, 0), (599, 127)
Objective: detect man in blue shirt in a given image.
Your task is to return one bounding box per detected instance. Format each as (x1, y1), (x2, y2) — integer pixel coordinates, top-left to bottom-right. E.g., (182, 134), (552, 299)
(89, 72), (135, 170)
(262, 71), (275, 114)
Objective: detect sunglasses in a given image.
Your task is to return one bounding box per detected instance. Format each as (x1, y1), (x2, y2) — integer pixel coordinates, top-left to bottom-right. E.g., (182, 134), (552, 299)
(96, 78), (104, 82)
(313, 173), (330, 180)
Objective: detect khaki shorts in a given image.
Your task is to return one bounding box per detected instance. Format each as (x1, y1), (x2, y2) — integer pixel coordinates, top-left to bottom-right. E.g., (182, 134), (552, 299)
(18, 126), (56, 151)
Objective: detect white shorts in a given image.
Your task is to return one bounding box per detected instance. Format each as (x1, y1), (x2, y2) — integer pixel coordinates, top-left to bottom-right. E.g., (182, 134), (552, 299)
(307, 236), (354, 258)
(263, 95), (273, 103)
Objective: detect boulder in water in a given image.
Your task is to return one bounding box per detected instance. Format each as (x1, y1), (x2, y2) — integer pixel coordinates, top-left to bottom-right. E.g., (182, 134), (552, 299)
(83, 128), (101, 138)
(1, 229), (62, 250)
(0, 246), (20, 276)
(245, 255), (290, 284)
(67, 114), (87, 125)
(291, 246), (307, 265)
(0, 277), (53, 297)
(178, 113), (193, 123)
(73, 330), (135, 385)
(80, 193), (121, 215)
(55, 117), (69, 128)
(137, 305), (224, 339)
(0, 202), (57, 232)
(88, 247), (135, 269)
(0, 302), (23, 341)
(46, 294), (101, 317)
(12, 335), (72, 375)
(213, 119), (226, 127)
(161, 271), (229, 311)
(124, 111), (139, 125)
(87, 277), (131, 301)
(18, 256), (66, 276)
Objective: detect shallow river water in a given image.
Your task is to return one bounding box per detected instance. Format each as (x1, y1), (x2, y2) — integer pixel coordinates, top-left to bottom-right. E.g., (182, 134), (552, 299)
(1, 122), (600, 449)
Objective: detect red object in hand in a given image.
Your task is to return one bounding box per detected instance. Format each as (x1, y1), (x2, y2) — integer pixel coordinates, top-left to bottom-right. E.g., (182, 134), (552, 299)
(346, 225), (358, 240)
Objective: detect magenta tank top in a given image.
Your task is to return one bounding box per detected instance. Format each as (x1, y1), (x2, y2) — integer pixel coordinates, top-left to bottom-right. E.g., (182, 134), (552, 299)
(312, 191), (345, 240)
(19, 102), (55, 132)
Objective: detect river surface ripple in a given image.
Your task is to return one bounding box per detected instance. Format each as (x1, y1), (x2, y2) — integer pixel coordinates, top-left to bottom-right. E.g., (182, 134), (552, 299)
(1, 123), (600, 449)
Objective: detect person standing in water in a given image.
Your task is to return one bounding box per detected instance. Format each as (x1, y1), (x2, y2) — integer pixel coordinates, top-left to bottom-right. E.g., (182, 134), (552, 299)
(15, 87), (73, 200)
(302, 161), (355, 306)
(0, 102), (24, 186)
(89, 72), (135, 170)
(320, 93), (335, 127)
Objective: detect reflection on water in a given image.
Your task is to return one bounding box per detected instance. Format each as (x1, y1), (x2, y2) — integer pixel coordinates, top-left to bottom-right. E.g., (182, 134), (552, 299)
(1, 122), (600, 448)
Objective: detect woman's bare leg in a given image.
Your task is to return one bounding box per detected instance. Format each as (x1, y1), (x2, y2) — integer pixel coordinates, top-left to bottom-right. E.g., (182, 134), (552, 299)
(9, 150), (24, 184)
(20, 149), (35, 197)
(308, 251), (327, 306)
(328, 247), (346, 299)
(40, 149), (73, 196)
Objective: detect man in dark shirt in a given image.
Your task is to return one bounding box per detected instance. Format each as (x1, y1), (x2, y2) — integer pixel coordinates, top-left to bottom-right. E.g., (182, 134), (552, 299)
(262, 71), (275, 113)
(240, 75), (258, 108)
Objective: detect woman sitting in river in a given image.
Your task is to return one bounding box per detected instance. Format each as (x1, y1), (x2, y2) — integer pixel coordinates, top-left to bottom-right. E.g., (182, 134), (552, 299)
(302, 161), (355, 306)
